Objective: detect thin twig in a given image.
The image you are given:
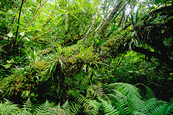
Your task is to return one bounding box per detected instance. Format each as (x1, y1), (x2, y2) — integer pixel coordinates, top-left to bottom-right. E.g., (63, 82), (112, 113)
(17, 0), (48, 45)
(83, 0), (103, 41)
(112, 0), (130, 22)
(94, 0), (123, 33)
(14, 0), (25, 45)
(32, 23), (63, 40)
(25, 0), (48, 30)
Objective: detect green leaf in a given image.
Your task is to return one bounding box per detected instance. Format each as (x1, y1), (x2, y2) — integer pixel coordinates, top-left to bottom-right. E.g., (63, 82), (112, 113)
(19, 31), (25, 36)
(7, 31), (13, 37)
(154, 0), (162, 4)
(7, 58), (14, 63)
(24, 37), (30, 41)
(2, 64), (12, 69)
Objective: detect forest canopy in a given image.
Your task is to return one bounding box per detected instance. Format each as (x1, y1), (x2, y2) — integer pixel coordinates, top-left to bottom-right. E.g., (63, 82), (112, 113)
(0, 0), (173, 114)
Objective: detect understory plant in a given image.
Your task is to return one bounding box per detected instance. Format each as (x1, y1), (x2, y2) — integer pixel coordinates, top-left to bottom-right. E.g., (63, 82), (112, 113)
(1, 82), (173, 115)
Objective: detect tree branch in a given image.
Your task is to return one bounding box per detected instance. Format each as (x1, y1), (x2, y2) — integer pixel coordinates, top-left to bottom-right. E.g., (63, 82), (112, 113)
(94, 0), (123, 33)
(132, 46), (173, 70)
(25, 0), (48, 30)
(83, 0), (103, 41)
(14, 0), (25, 45)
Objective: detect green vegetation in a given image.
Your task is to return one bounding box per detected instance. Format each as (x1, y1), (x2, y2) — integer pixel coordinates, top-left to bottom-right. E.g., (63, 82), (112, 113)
(0, 0), (173, 114)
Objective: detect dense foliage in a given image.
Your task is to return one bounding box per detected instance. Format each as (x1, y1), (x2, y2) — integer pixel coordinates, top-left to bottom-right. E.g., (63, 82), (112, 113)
(0, 0), (173, 114)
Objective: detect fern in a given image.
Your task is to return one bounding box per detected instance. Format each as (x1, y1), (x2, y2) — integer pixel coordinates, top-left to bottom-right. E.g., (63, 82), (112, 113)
(165, 103), (173, 115)
(86, 85), (104, 99)
(16, 98), (32, 115)
(51, 103), (67, 115)
(108, 92), (130, 114)
(34, 100), (53, 115)
(0, 99), (19, 115)
(86, 100), (101, 115)
(135, 83), (155, 99)
(105, 82), (169, 115)
(0, 82), (172, 115)
(61, 100), (72, 114)
(99, 98), (119, 115)
(108, 83), (141, 98)
(143, 99), (168, 115)
(68, 90), (89, 106)
(70, 103), (82, 115)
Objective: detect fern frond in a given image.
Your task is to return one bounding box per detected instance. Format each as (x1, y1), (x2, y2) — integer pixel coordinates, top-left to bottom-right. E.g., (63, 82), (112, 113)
(68, 90), (89, 109)
(34, 100), (54, 115)
(149, 103), (168, 115)
(86, 100), (101, 115)
(0, 99), (19, 115)
(62, 100), (69, 109)
(108, 90), (133, 115)
(52, 103), (67, 115)
(108, 89), (127, 102)
(133, 111), (146, 115)
(135, 83), (155, 99)
(93, 84), (104, 98)
(107, 83), (141, 99)
(165, 103), (173, 115)
(143, 99), (168, 115)
(87, 86), (97, 98)
(99, 98), (119, 115)
(105, 82), (170, 115)
(87, 84), (104, 99)
(70, 103), (82, 115)
(107, 82), (143, 113)
(127, 94), (144, 112)
(16, 98), (33, 115)
(61, 100), (72, 114)
(16, 109), (32, 115)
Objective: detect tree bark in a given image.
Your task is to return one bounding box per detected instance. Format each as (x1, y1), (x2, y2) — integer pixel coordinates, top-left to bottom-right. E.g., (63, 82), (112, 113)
(132, 46), (173, 70)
